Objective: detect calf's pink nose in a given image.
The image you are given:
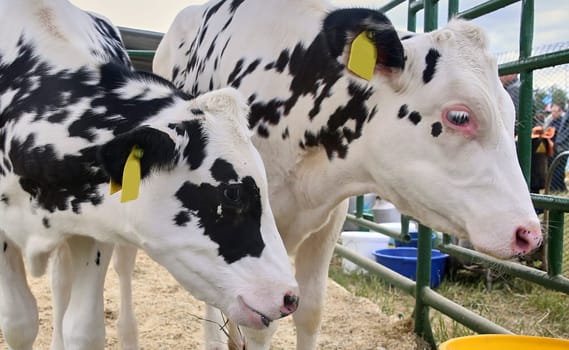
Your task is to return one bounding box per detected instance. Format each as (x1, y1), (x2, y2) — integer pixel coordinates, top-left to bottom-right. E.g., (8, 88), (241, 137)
(513, 227), (542, 255)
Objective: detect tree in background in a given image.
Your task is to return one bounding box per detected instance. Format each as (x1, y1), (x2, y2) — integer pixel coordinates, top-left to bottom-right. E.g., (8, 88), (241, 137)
(534, 85), (568, 112)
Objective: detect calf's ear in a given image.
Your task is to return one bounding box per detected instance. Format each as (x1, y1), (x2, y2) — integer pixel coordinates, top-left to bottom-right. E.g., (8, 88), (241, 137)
(323, 8), (405, 76)
(98, 126), (176, 185)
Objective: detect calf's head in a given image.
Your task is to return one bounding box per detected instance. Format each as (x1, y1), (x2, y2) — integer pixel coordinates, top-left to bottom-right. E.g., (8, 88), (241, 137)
(99, 88), (298, 328)
(336, 17), (541, 258)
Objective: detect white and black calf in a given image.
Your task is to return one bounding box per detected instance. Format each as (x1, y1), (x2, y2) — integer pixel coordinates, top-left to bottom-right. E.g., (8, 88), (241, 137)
(150, 0), (541, 349)
(0, 1), (298, 349)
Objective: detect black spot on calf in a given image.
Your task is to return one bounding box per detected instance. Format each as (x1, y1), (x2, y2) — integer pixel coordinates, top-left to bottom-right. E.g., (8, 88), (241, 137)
(175, 176), (265, 264)
(0, 194), (8, 205)
(398, 104), (409, 119)
(431, 122), (443, 137)
(423, 48), (441, 84)
(174, 210), (191, 226)
(2, 241), (7, 253)
(95, 250), (101, 266)
(257, 124), (270, 138)
(408, 111), (422, 125)
(210, 158), (238, 183)
(229, 0), (245, 13)
(42, 217), (50, 228)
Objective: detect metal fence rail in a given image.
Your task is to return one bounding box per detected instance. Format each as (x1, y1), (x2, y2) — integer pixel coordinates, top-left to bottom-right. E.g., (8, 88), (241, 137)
(339, 0), (569, 349)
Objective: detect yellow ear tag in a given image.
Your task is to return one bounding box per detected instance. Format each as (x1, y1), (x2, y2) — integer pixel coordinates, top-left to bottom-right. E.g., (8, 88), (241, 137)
(120, 146), (143, 203)
(347, 31), (377, 81)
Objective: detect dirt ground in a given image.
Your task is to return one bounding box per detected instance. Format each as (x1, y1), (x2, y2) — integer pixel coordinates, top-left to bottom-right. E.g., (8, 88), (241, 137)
(0, 252), (417, 350)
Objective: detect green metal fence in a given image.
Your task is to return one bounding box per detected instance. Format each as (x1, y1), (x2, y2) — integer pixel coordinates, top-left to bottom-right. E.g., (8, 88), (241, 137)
(335, 1), (569, 348)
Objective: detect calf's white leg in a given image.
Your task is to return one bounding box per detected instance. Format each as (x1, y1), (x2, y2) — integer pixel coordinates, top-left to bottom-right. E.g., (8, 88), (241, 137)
(49, 242), (72, 350)
(62, 236), (113, 350)
(292, 201), (348, 350)
(112, 244), (139, 350)
(0, 231), (38, 350)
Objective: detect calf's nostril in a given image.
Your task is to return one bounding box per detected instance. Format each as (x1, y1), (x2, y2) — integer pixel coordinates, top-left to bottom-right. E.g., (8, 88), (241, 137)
(284, 293), (299, 308)
(514, 227), (542, 255)
(280, 293), (299, 316)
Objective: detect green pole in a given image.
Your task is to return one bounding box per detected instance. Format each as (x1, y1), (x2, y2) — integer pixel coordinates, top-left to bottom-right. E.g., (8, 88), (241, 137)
(407, 1), (419, 32)
(458, 0), (520, 19)
(414, 224), (436, 349)
(423, 0), (439, 32)
(516, 0), (535, 186)
(548, 210), (564, 277)
(412, 3), (440, 348)
(448, 0), (459, 19)
(379, 0), (406, 13)
(355, 195), (364, 218)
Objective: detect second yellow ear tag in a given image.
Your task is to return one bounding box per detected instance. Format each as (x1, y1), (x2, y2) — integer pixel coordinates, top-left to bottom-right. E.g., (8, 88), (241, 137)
(120, 146), (143, 203)
(348, 31), (377, 81)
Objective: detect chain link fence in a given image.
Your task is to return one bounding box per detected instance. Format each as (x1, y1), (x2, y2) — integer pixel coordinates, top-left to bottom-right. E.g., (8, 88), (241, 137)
(496, 43), (569, 276)
(496, 42), (569, 194)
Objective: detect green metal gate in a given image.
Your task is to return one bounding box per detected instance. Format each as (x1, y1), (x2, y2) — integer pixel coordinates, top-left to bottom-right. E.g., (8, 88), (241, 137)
(336, 1), (569, 348)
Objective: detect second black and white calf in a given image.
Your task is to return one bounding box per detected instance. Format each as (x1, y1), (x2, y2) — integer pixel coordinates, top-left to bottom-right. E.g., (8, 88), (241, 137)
(0, 1), (297, 349)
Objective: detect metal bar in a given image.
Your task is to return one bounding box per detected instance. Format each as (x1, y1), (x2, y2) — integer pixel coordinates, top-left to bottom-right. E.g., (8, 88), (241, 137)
(127, 49), (156, 58)
(516, 0), (534, 186)
(335, 245), (513, 335)
(517, 71), (533, 184)
(409, 0), (424, 13)
(414, 225), (436, 349)
(379, 0), (406, 13)
(334, 244), (416, 295)
(421, 288), (513, 334)
(498, 49), (569, 75)
(407, 1), (418, 32)
(345, 214), (411, 241)
(401, 215), (410, 236)
(415, 4), (440, 346)
(423, 0), (439, 32)
(457, 0), (520, 19)
(448, 0), (459, 19)
(531, 193), (569, 211)
(119, 26), (163, 50)
(438, 244), (569, 294)
(548, 210), (564, 277)
(355, 195), (364, 218)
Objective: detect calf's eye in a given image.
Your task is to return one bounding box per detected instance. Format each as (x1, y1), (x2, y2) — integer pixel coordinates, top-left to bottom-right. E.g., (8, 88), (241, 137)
(447, 110), (470, 126)
(223, 186), (241, 204)
(442, 106), (477, 138)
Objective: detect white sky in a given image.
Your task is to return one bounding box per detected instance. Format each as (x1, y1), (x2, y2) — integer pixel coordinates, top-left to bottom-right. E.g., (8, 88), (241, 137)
(72, 0), (568, 55)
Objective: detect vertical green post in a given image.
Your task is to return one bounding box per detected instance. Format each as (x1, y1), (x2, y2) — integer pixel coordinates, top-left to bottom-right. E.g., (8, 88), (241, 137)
(424, 0), (439, 32)
(448, 0), (459, 19)
(401, 215), (410, 235)
(548, 210), (564, 277)
(516, 0), (534, 186)
(415, 224), (436, 349)
(355, 195), (364, 218)
(407, 1), (418, 32)
(412, 3), (439, 349)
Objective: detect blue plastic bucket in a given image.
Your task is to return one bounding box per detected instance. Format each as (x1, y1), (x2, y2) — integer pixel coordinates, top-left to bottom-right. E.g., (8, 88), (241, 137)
(395, 231), (437, 248)
(372, 247), (449, 288)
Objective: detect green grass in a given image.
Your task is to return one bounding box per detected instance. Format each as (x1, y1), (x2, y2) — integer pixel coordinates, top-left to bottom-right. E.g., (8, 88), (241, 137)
(329, 253), (569, 344)
(330, 207), (569, 344)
